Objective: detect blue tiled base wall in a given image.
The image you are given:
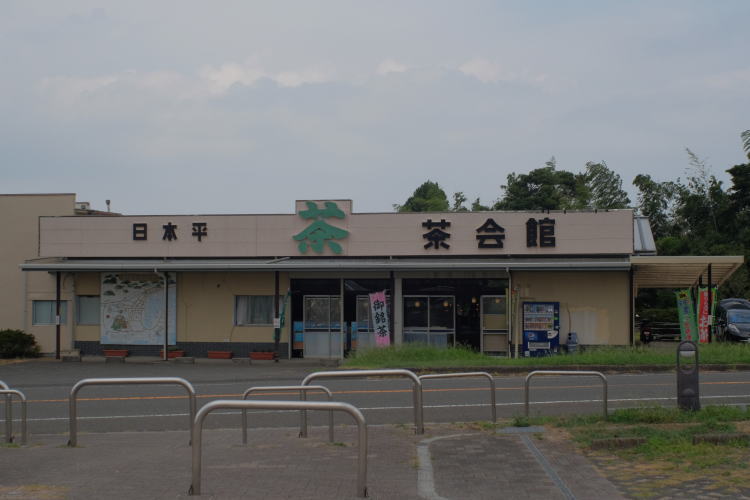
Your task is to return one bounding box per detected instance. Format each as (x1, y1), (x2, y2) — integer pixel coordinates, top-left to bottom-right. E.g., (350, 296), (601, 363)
(74, 341), (289, 359)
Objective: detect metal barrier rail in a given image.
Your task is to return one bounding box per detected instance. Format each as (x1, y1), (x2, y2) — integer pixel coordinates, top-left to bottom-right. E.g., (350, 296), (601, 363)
(301, 369), (424, 434)
(242, 385), (334, 443)
(68, 377), (197, 447)
(0, 389), (27, 445)
(189, 400), (368, 497)
(419, 372), (496, 423)
(524, 370), (608, 418)
(0, 380), (11, 443)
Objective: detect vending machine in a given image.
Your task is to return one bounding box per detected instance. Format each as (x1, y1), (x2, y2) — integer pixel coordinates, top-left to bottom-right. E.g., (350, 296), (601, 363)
(522, 302), (560, 357)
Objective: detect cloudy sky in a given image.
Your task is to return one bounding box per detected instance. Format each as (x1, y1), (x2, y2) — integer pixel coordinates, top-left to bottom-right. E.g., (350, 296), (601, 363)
(2, 1), (748, 215)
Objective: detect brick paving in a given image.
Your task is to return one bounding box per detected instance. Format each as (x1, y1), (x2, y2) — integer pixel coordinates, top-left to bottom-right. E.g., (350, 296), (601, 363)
(0, 423), (626, 500)
(588, 453), (750, 500)
(4, 421), (746, 499)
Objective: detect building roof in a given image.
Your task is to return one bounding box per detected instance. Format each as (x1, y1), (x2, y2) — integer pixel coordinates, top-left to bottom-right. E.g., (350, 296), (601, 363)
(24, 255), (744, 291)
(21, 256), (632, 273)
(631, 255), (744, 289)
(633, 216), (656, 255)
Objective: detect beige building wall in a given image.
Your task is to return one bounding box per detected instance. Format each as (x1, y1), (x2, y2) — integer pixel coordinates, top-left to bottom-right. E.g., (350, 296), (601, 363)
(0, 194), (75, 353)
(68, 271), (293, 347)
(176, 272), (291, 345)
(512, 271), (630, 346)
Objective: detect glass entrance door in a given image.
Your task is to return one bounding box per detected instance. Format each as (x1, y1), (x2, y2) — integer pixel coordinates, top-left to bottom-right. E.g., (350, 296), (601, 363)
(403, 296), (456, 347)
(303, 295), (342, 359)
(481, 295), (509, 356)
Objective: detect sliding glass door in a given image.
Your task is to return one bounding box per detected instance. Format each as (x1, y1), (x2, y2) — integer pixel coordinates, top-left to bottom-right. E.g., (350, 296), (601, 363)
(403, 295), (455, 347)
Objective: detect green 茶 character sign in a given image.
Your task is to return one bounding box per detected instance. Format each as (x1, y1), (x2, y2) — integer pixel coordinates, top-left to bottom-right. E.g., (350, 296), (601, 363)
(293, 201), (349, 254)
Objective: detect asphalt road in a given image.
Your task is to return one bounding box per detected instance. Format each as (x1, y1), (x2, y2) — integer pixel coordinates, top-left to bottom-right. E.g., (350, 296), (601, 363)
(2, 359), (749, 440)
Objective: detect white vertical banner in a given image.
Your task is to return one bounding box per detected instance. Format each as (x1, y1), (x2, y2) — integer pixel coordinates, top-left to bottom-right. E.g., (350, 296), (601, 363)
(369, 290), (390, 346)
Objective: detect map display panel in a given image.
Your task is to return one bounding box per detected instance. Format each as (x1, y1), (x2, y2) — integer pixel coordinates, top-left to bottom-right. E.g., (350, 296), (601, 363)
(101, 273), (176, 345)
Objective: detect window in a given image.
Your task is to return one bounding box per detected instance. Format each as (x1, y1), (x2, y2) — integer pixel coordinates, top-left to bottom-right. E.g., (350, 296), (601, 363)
(32, 300), (68, 325)
(403, 296), (455, 347)
(76, 296), (100, 325)
(235, 296), (274, 325)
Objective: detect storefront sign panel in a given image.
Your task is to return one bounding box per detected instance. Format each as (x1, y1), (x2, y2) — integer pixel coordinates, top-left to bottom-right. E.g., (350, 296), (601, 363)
(39, 204), (634, 258)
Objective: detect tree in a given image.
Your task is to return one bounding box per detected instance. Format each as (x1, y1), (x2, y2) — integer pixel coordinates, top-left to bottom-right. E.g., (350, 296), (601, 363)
(584, 161), (630, 209)
(632, 174), (682, 241)
(494, 157), (587, 210)
(675, 149), (728, 242)
(395, 181), (450, 212)
(451, 192), (468, 212)
(471, 198), (490, 211)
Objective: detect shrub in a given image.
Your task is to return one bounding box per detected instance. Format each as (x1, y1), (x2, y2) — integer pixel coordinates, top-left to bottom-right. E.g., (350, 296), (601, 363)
(0, 329), (41, 358)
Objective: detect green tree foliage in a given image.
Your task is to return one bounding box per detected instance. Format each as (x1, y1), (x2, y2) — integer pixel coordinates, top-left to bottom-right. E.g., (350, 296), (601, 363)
(452, 192), (469, 212)
(471, 198), (490, 211)
(672, 149), (730, 251)
(584, 161), (630, 209)
(494, 157), (630, 211)
(633, 174), (682, 241)
(635, 136), (750, 304)
(494, 157), (588, 210)
(395, 180), (450, 212)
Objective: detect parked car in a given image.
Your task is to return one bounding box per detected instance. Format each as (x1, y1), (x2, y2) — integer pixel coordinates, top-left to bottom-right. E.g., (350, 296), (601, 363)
(639, 320), (681, 343)
(716, 298), (750, 343)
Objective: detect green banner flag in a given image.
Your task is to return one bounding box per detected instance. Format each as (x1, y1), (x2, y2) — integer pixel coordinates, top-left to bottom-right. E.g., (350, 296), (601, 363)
(675, 289), (698, 342)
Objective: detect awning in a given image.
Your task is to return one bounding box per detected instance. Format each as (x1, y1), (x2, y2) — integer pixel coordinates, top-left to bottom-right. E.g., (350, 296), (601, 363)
(21, 256), (632, 273)
(631, 255), (744, 290)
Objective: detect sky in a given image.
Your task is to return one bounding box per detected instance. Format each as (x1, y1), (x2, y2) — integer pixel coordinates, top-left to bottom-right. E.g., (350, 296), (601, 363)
(1, 1), (749, 215)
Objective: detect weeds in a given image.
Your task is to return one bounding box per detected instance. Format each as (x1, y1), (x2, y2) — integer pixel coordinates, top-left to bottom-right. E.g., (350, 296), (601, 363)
(342, 343), (750, 369)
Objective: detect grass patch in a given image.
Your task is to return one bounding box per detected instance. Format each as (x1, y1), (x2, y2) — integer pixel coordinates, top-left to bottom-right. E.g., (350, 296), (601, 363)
(342, 342), (750, 369)
(556, 406), (750, 468)
(562, 406), (750, 497)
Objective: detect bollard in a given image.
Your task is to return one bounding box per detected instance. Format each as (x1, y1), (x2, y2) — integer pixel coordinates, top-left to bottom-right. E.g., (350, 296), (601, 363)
(677, 340), (700, 411)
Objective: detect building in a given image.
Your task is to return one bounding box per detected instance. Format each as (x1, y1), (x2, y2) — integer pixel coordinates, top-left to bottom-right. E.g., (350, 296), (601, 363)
(6, 195), (744, 359)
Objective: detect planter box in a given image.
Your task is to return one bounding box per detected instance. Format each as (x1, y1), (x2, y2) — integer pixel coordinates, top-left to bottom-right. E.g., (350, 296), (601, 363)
(160, 350), (185, 359)
(103, 349), (129, 357)
(250, 352), (276, 361)
(207, 350), (233, 359)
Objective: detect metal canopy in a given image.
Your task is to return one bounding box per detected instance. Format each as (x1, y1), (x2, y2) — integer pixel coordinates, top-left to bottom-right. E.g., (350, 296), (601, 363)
(631, 255), (744, 290)
(21, 256), (631, 273)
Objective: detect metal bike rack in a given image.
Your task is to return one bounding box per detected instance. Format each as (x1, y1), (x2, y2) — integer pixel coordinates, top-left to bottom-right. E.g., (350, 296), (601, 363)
(301, 369), (424, 434)
(189, 400), (368, 497)
(242, 385), (334, 443)
(419, 372), (497, 423)
(0, 389), (27, 445)
(524, 370), (608, 419)
(1, 380), (11, 443)
(68, 377), (197, 447)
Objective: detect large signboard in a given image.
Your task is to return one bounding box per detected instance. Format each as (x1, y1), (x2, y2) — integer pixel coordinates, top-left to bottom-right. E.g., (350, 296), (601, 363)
(39, 201), (634, 258)
(101, 273), (176, 345)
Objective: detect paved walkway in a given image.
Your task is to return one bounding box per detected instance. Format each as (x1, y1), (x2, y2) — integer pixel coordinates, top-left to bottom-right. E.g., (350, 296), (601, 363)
(0, 422), (624, 500)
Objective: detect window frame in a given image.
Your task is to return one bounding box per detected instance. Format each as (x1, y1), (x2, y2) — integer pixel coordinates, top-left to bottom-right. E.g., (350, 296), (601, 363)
(32, 300), (68, 326)
(76, 295), (101, 325)
(234, 295), (275, 326)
